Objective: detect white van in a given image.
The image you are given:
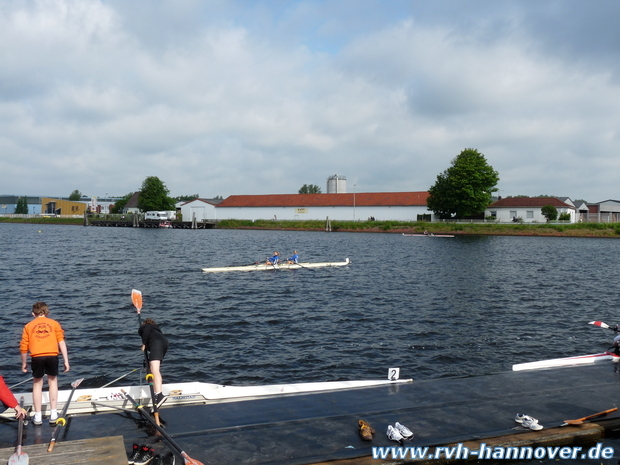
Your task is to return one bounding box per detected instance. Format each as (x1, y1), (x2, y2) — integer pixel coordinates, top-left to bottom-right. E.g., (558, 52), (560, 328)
(144, 211), (169, 221)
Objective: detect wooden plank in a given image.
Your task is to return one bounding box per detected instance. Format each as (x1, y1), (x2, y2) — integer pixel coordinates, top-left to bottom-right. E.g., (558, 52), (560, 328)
(0, 436), (128, 465)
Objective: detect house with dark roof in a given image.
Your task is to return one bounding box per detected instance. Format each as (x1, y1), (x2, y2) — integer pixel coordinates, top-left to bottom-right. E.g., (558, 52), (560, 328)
(213, 192), (433, 221)
(583, 200), (620, 222)
(485, 197), (576, 223)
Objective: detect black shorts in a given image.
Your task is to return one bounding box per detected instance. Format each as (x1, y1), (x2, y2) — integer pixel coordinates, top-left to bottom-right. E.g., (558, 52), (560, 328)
(148, 340), (169, 361)
(31, 356), (59, 378)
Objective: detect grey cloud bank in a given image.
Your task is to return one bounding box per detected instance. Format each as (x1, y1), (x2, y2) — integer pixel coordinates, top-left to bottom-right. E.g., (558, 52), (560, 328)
(1, 0), (619, 203)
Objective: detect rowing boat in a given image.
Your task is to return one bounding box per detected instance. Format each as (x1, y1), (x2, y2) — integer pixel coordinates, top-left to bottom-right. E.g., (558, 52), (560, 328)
(201, 258), (350, 273)
(512, 350), (619, 371)
(402, 233), (454, 238)
(1, 377), (411, 419)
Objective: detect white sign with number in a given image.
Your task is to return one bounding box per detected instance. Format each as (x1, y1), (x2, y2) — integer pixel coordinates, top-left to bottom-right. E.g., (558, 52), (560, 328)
(388, 367), (400, 381)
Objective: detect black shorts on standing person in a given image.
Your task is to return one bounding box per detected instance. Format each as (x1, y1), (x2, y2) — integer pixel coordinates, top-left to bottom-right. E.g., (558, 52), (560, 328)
(139, 318), (169, 407)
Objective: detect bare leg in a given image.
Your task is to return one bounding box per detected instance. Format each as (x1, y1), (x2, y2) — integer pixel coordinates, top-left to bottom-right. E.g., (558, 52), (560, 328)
(47, 375), (58, 410)
(149, 360), (163, 393)
(32, 377), (43, 413)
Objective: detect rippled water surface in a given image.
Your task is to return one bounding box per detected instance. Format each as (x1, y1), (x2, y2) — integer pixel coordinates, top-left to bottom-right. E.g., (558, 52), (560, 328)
(1, 223), (619, 391)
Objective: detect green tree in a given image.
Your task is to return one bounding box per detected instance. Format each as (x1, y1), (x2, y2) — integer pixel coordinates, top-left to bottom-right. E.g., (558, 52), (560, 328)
(174, 194), (200, 202)
(14, 196), (29, 214)
(427, 148), (499, 218)
(138, 176), (176, 212)
(68, 190), (82, 201)
(110, 193), (133, 214)
(299, 184), (322, 194)
(541, 205), (558, 222)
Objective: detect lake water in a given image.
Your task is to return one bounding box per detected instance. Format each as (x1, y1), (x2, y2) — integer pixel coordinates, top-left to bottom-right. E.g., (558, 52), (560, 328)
(1, 223), (619, 461)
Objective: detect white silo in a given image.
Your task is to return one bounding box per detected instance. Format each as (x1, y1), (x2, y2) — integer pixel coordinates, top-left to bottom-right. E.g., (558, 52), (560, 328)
(327, 174), (347, 193)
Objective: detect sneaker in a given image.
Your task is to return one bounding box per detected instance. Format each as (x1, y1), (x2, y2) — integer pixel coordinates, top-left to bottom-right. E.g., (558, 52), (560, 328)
(32, 413), (42, 426)
(515, 414), (543, 431)
(358, 420), (375, 441)
(128, 443), (141, 464)
(394, 422), (414, 440)
(522, 417), (543, 431)
(154, 392), (166, 408)
(134, 445), (155, 465)
(386, 424), (404, 443)
(162, 452), (177, 465)
(49, 410), (59, 426)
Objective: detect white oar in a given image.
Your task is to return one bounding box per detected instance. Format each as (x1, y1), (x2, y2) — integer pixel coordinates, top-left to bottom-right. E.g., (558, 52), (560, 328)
(8, 397), (28, 464)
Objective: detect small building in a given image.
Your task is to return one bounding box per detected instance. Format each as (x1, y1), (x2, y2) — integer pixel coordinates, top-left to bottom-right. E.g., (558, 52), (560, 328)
(179, 198), (223, 222)
(485, 197), (576, 223)
(215, 192), (432, 222)
(583, 200), (620, 223)
(41, 197), (87, 216)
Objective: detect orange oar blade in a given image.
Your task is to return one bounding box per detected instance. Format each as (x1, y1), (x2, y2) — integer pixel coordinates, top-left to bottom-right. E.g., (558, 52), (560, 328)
(131, 289), (142, 311)
(563, 407), (618, 425)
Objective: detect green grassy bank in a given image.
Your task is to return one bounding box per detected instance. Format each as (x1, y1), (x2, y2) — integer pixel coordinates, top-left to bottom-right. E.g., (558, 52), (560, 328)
(3, 216), (620, 237)
(217, 219), (620, 238)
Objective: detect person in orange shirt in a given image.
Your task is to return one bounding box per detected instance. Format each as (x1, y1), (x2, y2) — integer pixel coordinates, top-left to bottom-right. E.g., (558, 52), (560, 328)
(20, 301), (70, 426)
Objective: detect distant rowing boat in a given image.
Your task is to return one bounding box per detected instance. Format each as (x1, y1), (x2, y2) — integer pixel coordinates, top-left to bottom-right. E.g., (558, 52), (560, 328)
(201, 258), (350, 273)
(512, 351), (619, 371)
(402, 233), (454, 238)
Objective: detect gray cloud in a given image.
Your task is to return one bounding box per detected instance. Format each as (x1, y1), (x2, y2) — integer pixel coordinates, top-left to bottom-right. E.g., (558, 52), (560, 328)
(0, 0), (618, 203)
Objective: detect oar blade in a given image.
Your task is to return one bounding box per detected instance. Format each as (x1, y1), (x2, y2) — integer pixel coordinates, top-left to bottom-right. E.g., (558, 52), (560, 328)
(182, 451), (205, 465)
(131, 289), (143, 311)
(8, 451), (29, 465)
(589, 320), (611, 329)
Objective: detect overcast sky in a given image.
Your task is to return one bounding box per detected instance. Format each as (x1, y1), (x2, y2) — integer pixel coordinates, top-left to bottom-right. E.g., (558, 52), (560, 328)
(1, 0), (619, 202)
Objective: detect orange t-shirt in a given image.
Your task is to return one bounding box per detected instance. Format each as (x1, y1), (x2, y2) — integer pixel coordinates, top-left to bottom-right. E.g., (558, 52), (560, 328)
(20, 316), (65, 358)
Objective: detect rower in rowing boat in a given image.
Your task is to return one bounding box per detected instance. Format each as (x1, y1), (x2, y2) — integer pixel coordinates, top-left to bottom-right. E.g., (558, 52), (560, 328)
(265, 251), (279, 266)
(286, 251), (299, 264)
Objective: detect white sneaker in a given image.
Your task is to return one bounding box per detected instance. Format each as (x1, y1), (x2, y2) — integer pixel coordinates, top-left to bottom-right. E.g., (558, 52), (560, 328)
(49, 410), (59, 425)
(515, 413), (543, 430)
(522, 417), (543, 431)
(394, 422), (414, 440)
(386, 424), (404, 442)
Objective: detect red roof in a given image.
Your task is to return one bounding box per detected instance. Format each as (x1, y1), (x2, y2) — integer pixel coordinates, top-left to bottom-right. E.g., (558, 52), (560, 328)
(217, 192), (430, 208)
(488, 197), (573, 208)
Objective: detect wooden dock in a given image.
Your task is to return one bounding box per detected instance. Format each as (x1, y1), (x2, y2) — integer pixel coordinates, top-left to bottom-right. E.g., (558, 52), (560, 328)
(0, 435), (128, 464)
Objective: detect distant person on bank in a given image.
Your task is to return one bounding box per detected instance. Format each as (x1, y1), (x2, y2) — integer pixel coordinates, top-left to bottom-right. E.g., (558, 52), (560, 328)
(20, 301), (70, 425)
(139, 318), (169, 407)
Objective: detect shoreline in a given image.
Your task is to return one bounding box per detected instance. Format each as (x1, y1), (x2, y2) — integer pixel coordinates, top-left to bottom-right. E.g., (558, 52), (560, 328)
(2, 217), (620, 238)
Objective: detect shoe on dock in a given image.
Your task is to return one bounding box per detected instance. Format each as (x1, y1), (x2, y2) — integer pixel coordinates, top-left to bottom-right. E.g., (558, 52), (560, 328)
(514, 413), (543, 431)
(386, 424), (404, 443)
(128, 443), (141, 464)
(394, 421), (414, 440)
(134, 445), (155, 465)
(358, 420), (375, 441)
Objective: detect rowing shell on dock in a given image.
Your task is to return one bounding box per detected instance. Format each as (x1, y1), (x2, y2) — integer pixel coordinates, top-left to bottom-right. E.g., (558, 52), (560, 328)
(201, 258), (350, 273)
(1, 377), (410, 419)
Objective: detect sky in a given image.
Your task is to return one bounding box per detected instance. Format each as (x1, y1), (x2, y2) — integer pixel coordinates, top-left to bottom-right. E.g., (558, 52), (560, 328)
(1, 0), (619, 202)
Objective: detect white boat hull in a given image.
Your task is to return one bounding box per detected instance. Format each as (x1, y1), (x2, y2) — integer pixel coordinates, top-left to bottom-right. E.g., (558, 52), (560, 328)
(202, 258), (350, 273)
(512, 351), (618, 371)
(3, 377), (410, 418)
(402, 233), (454, 238)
